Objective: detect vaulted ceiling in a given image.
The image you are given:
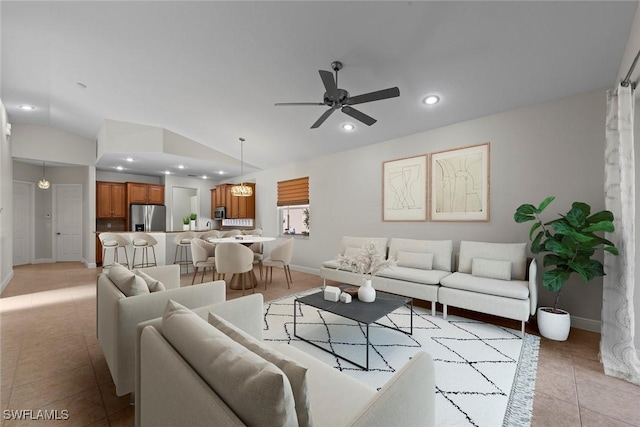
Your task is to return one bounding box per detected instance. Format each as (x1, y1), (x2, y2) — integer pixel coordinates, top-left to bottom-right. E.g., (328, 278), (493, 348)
(2, 1), (637, 177)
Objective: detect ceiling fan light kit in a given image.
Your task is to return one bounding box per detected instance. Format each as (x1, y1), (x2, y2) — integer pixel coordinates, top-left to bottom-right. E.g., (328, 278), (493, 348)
(230, 137), (253, 197)
(275, 61), (400, 129)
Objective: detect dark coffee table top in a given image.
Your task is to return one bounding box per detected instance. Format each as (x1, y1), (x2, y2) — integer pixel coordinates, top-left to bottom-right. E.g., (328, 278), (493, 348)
(295, 285), (411, 325)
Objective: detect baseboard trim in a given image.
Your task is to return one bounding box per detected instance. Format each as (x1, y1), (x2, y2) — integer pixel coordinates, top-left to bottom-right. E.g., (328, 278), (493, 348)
(33, 258), (55, 264)
(0, 271), (15, 293)
(290, 264), (320, 276)
(571, 315), (601, 333)
(83, 258), (97, 268)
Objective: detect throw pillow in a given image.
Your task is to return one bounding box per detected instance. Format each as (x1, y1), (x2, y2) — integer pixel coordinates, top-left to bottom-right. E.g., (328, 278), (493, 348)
(107, 263), (150, 296)
(396, 251), (434, 270)
(471, 258), (512, 281)
(162, 301), (297, 427)
(135, 270), (166, 292)
(209, 313), (314, 427)
(344, 246), (362, 257)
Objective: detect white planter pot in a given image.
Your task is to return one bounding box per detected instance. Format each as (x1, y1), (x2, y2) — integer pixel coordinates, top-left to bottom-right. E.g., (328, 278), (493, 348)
(537, 307), (571, 341)
(183, 224), (190, 231)
(358, 279), (376, 303)
(190, 220), (197, 230)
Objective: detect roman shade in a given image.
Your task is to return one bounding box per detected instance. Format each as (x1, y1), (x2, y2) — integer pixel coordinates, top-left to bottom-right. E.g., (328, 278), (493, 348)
(277, 177), (309, 206)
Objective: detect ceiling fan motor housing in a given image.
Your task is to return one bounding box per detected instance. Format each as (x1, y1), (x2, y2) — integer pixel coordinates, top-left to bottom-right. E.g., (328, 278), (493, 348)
(324, 89), (350, 106)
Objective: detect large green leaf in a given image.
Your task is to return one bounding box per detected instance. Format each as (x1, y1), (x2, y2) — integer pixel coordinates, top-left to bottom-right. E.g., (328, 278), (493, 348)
(587, 210), (614, 224)
(537, 196), (555, 213)
(566, 205), (587, 228)
(529, 222), (541, 240)
(604, 246), (620, 255)
(531, 231), (544, 254)
(543, 254), (566, 267)
(544, 239), (574, 257)
(514, 212), (536, 223)
(583, 220), (615, 233)
(543, 269), (571, 292)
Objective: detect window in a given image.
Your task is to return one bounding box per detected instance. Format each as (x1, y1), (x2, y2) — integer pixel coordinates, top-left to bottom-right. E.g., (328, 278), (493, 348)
(277, 177), (309, 237)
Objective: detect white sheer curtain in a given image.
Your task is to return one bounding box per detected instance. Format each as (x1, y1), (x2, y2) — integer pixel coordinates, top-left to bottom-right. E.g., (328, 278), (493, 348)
(602, 83), (640, 385)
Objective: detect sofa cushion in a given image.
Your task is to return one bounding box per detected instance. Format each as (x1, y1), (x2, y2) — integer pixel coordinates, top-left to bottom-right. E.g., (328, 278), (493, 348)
(162, 300), (298, 427)
(376, 266), (451, 285)
(134, 270), (167, 292)
(458, 241), (527, 280)
(344, 246), (362, 258)
(388, 238), (453, 272)
(396, 251), (433, 270)
(472, 258), (512, 281)
(440, 272), (530, 300)
(340, 236), (388, 258)
(108, 263), (150, 297)
(209, 313), (314, 427)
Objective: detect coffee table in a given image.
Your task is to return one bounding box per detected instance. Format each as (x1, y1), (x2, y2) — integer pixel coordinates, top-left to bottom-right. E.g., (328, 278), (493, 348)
(294, 286), (413, 371)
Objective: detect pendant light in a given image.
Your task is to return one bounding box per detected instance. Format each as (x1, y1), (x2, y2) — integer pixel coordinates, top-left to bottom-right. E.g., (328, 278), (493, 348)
(230, 137), (253, 197)
(38, 162), (50, 190)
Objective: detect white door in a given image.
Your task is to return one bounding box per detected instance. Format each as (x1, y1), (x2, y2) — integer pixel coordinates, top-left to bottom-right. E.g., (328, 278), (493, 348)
(55, 184), (83, 262)
(12, 181), (32, 265)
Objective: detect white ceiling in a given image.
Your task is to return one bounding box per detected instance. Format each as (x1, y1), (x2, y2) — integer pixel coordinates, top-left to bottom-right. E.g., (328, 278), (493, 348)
(2, 1), (637, 178)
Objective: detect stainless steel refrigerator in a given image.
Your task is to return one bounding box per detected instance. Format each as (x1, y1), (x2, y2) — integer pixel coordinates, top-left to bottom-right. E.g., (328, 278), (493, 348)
(130, 204), (166, 231)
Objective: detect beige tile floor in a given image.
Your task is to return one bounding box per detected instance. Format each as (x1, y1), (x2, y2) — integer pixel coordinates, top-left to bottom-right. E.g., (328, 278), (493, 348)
(1, 262), (639, 426)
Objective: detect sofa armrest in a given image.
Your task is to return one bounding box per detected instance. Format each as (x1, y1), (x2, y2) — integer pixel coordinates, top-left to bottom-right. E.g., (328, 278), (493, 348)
(528, 258), (538, 316)
(137, 264), (181, 289)
(348, 351), (435, 427)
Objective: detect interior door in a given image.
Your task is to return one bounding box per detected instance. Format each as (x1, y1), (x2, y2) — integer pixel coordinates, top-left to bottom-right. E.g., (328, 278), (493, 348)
(12, 181), (32, 266)
(55, 184), (83, 262)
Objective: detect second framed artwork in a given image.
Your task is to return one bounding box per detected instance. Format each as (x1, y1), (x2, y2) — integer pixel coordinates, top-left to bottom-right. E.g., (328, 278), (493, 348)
(382, 154), (428, 221)
(430, 142), (490, 221)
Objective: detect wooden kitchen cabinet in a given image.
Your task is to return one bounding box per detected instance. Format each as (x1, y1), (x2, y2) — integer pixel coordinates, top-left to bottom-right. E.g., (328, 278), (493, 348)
(211, 183), (255, 219)
(126, 182), (165, 205)
(97, 182), (126, 218)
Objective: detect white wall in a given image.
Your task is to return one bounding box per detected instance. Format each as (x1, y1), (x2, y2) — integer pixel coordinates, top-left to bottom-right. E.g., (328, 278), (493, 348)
(0, 101), (14, 290)
(635, 94), (640, 353)
(163, 175), (220, 231)
(12, 124), (95, 166)
(245, 88), (609, 325)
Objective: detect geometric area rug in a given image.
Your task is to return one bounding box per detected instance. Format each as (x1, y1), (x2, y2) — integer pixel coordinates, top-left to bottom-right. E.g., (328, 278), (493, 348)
(263, 289), (540, 427)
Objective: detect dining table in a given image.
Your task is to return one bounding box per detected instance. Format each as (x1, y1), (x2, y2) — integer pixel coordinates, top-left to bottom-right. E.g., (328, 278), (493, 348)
(206, 236), (276, 290)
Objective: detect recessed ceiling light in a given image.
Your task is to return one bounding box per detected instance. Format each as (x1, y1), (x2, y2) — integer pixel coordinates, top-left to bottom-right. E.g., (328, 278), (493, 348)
(218, 171), (225, 175)
(164, 171), (171, 175)
(423, 95), (440, 105)
(19, 105), (36, 111)
(116, 166), (124, 171)
(125, 157), (134, 162)
(202, 175), (208, 179)
(178, 165), (185, 169)
(341, 123), (355, 131)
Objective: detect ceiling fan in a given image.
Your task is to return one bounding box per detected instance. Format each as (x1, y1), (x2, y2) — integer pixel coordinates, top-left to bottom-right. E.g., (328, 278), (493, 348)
(275, 61), (400, 129)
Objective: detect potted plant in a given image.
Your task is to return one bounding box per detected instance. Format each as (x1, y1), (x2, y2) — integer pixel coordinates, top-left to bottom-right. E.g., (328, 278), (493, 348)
(514, 196), (618, 341)
(302, 208), (310, 236)
(336, 241), (394, 303)
(189, 213), (197, 230)
(182, 216), (190, 231)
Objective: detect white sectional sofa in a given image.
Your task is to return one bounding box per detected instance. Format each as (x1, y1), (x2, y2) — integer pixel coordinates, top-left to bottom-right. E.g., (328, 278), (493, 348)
(135, 294), (436, 427)
(439, 240), (538, 335)
(320, 237), (538, 332)
(320, 236), (453, 315)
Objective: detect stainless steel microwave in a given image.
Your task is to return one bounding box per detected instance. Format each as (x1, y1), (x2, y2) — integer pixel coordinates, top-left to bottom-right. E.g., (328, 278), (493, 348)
(214, 206), (226, 219)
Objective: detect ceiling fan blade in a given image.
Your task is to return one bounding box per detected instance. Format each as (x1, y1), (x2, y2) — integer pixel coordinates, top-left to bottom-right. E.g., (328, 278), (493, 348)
(275, 102), (325, 106)
(319, 70), (339, 101)
(346, 87), (400, 106)
(311, 107), (336, 129)
(341, 106), (377, 126)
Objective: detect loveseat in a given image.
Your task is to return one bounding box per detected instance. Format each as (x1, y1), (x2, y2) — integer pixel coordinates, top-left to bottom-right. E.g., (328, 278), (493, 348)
(135, 294), (436, 427)
(97, 263), (227, 396)
(320, 236), (453, 315)
(439, 240), (537, 335)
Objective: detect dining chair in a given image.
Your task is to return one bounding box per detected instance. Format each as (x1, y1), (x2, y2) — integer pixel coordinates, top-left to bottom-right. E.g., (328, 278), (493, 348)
(200, 230), (222, 242)
(243, 228), (264, 280)
(190, 239), (217, 285)
(221, 229), (241, 238)
(99, 232), (131, 269)
(262, 238), (294, 289)
(214, 242), (256, 295)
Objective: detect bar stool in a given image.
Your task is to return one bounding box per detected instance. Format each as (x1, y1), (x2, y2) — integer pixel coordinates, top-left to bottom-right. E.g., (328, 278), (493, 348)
(131, 232), (158, 269)
(200, 230), (221, 242)
(173, 231), (197, 274)
(99, 232), (130, 269)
